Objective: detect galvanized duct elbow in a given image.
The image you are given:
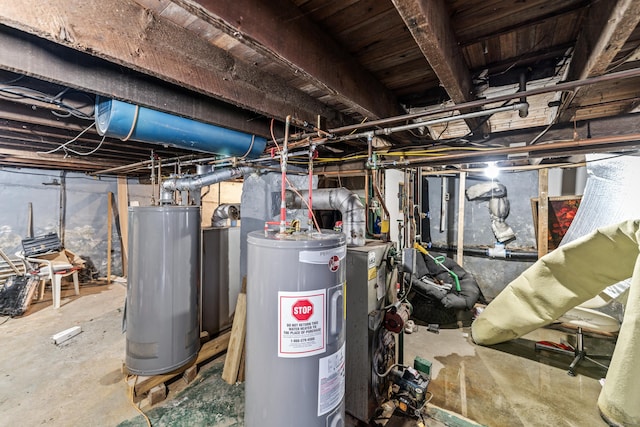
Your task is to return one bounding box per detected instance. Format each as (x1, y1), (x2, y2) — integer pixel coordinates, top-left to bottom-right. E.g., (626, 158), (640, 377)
(212, 204), (240, 227)
(287, 187), (366, 246)
(161, 166), (253, 202)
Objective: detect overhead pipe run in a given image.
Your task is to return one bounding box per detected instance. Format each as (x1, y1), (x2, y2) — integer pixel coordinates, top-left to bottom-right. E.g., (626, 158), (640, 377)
(334, 102), (529, 143)
(161, 166), (253, 204)
(376, 132), (640, 168)
(287, 187), (366, 246)
(95, 96), (266, 158)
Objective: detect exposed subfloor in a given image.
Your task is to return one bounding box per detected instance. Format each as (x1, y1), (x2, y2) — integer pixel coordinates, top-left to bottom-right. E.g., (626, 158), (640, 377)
(0, 282), (614, 426)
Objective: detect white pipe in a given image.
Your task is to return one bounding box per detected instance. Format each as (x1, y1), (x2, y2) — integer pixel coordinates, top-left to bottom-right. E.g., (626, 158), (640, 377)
(287, 187), (366, 246)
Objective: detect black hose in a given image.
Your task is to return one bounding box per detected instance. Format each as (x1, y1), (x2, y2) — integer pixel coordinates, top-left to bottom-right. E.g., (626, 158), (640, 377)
(427, 244), (538, 261)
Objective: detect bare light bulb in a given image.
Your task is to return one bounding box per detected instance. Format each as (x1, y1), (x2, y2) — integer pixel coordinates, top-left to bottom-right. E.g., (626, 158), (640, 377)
(484, 162), (499, 179)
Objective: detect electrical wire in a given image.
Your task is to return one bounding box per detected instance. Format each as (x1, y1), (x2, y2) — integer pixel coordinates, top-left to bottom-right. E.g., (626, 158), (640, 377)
(284, 175), (322, 233)
(0, 85), (94, 120)
(37, 122), (106, 156)
(124, 375), (152, 427)
(64, 133), (107, 156)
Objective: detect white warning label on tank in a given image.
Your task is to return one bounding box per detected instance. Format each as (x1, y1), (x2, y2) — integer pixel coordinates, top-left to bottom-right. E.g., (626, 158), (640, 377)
(317, 342), (346, 416)
(278, 289), (326, 358)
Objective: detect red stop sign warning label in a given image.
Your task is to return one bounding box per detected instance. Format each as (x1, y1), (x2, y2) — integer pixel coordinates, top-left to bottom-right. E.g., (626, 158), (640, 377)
(292, 299), (314, 321)
(279, 290), (326, 358)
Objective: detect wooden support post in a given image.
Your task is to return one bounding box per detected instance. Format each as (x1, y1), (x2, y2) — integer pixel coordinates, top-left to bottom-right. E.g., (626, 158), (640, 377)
(222, 292), (247, 384)
(537, 169), (549, 257)
(107, 192), (113, 285)
(117, 176), (129, 277)
(456, 172), (466, 266)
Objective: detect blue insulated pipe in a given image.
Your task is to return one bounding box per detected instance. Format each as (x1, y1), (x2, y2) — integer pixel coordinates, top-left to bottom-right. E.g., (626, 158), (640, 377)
(95, 96), (266, 158)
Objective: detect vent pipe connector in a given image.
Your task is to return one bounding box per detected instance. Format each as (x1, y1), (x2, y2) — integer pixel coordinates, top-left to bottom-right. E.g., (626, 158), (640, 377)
(287, 187), (366, 246)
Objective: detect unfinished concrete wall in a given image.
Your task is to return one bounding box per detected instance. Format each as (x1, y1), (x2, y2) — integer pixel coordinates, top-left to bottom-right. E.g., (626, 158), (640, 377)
(426, 171), (539, 300)
(0, 167), (152, 278)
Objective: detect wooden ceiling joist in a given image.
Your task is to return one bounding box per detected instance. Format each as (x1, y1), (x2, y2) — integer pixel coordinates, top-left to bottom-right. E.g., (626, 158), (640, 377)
(391, 0), (491, 137)
(0, 0), (339, 127)
(559, 0), (640, 122)
(172, 0), (405, 121)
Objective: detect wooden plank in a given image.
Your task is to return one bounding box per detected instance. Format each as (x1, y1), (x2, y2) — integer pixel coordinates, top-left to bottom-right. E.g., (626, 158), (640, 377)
(559, 0), (640, 122)
(148, 384), (167, 405)
(182, 365), (198, 384)
(134, 330), (231, 396)
(222, 292), (247, 384)
(391, 0), (490, 136)
(175, 0), (403, 120)
(0, 0), (339, 125)
(537, 169), (549, 257)
(236, 346), (246, 383)
(456, 172), (466, 266)
(107, 192), (113, 284)
(0, 248), (21, 275)
(117, 177), (129, 277)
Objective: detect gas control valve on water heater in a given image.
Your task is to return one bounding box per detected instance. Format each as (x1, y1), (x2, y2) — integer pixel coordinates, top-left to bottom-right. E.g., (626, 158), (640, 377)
(246, 230), (347, 427)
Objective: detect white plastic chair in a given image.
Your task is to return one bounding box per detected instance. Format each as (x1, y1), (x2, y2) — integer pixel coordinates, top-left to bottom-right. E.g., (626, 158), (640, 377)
(17, 252), (80, 309)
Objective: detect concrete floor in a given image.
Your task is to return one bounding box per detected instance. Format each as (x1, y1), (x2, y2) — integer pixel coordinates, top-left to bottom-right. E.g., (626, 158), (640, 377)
(0, 281), (614, 426)
(403, 324), (613, 427)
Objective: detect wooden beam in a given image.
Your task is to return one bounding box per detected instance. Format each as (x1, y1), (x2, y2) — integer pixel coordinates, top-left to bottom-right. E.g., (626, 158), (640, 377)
(0, 1), (340, 126)
(173, 0), (404, 120)
(0, 147), (116, 170)
(0, 26), (272, 138)
(558, 0), (640, 122)
(391, 0), (490, 136)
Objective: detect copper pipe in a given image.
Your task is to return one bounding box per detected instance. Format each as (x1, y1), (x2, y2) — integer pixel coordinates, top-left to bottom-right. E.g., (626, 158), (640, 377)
(377, 133), (640, 168)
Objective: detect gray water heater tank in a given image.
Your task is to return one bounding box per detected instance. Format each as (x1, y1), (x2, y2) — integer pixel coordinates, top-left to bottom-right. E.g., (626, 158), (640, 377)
(125, 206), (200, 375)
(246, 230), (347, 427)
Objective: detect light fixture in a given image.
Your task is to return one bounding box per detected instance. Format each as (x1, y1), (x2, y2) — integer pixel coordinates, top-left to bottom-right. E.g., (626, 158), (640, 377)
(484, 162), (499, 179)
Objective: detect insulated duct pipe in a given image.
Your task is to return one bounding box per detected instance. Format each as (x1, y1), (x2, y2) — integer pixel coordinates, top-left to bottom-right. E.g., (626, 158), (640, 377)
(161, 166), (253, 203)
(286, 188), (366, 246)
(95, 97), (266, 158)
(211, 204), (240, 227)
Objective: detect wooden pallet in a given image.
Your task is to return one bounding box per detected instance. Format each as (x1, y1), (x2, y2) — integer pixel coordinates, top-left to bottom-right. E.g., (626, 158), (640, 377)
(126, 330), (231, 404)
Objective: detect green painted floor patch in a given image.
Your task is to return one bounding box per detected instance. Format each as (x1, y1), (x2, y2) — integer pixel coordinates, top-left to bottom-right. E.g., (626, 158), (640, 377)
(425, 405), (486, 427)
(118, 360), (245, 427)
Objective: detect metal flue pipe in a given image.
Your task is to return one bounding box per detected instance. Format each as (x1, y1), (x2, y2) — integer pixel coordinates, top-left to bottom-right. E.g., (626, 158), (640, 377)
(287, 187), (366, 246)
(161, 166), (253, 203)
(211, 204), (240, 227)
